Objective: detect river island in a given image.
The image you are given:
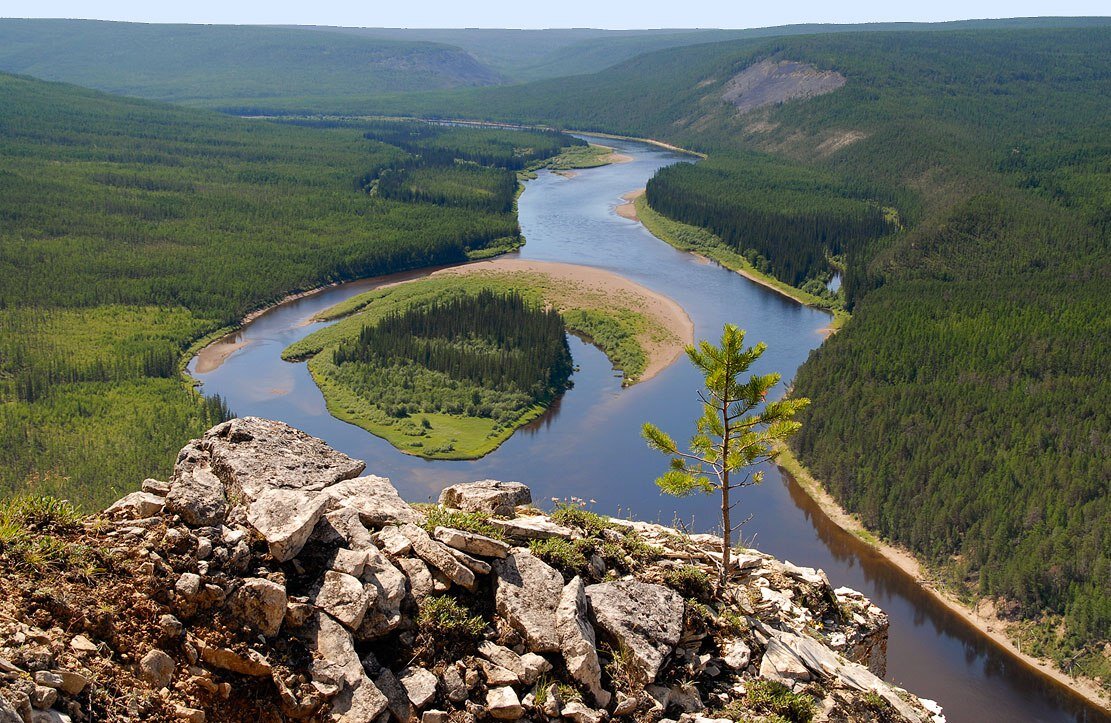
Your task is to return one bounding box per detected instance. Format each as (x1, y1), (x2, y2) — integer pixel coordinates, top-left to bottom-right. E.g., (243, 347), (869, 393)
(282, 259), (693, 459)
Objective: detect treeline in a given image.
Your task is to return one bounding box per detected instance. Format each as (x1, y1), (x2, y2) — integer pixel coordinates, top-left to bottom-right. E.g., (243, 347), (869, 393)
(358, 121), (584, 170)
(333, 290), (572, 408)
(790, 272), (1109, 647)
(0, 73), (568, 508)
(646, 154), (892, 287)
(376, 163), (519, 213)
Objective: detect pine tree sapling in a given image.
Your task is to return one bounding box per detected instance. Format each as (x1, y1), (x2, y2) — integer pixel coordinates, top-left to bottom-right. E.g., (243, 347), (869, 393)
(642, 324), (809, 589)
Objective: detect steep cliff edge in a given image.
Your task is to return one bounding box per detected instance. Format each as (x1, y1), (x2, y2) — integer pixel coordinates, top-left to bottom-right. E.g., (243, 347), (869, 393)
(0, 418), (944, 723)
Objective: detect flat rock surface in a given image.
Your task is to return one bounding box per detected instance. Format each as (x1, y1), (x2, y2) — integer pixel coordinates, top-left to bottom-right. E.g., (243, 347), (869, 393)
(246, 489), (330, 563)
(557, 576), (609, 707)
(202, 417), (365, 502)
(586, 580), (684, 683)
(438, 479), (531, 516)
(325, 475), (423, 527)
(492, 550), (563, 652)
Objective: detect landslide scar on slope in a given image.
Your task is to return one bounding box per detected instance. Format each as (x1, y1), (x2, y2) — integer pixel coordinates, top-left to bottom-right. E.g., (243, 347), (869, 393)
(721, 59), (846, 114)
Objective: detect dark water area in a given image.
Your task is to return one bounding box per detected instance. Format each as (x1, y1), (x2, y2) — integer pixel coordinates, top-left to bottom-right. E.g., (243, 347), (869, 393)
(190, 136), (1106, 723)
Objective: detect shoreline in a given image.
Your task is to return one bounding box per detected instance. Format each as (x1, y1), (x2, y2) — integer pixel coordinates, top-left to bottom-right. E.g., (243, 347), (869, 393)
(776, 447), (1110, 713)
(286, 258), (695, 460)
(623, 189), (848, 332)
(625, 182), (1108, 713)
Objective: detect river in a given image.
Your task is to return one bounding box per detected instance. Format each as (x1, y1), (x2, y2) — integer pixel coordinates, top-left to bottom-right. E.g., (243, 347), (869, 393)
(189, 135), (1105, 722)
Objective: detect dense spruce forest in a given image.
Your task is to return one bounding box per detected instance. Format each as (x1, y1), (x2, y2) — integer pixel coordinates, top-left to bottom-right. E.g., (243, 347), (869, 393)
(645, 153), (893, 287)
(330, 289), (573, 424)
(332, 24), (1110, 673)
(0, 73), (578, 508)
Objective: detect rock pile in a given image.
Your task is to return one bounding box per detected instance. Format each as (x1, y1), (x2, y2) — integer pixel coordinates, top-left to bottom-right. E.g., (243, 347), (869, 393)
(0, 418), (944, 722)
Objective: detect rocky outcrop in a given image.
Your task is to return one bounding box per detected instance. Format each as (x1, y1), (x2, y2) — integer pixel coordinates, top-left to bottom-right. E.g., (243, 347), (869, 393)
(721, 58), (847, 114)
(438, 479), (531, 516)
(586, 579), (685, 684)
(0, 419), (944, 723)
(492, 550), (564, 652)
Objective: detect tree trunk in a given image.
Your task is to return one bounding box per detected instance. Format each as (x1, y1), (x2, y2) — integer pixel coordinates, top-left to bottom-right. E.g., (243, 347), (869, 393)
(720, 472), (731, 590)
(719, 398), (732, 591)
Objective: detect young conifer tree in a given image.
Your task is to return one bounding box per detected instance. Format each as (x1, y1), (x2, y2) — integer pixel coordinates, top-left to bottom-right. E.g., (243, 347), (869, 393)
(643, 324), (810, 589)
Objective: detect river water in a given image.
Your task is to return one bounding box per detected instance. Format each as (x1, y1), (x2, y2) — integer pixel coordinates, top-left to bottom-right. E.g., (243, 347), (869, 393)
(190, 136), (1105, 722)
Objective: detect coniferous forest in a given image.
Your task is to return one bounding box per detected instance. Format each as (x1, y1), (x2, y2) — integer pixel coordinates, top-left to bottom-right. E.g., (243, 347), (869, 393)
(330, 289), (573, 423)
(352, 25), (1109, 671)
(0, 73), (578, 508)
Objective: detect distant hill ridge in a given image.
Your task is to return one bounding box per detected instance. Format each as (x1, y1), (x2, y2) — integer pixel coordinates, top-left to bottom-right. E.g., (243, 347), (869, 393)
(0, 18), (505, 102)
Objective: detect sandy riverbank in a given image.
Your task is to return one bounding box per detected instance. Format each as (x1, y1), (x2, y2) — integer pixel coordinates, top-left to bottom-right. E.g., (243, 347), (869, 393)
(616, 189), (643, 219)
(192, 339), (246, 374)
(593, 143), (634, 164)
(431, 258), (694, 382)
(780, 449), (1111, 713)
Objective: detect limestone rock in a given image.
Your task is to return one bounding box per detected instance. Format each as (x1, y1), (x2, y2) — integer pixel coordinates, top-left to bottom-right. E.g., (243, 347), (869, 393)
(399, 524), (476, 591)
(0, 694), (19, 723)
(246, 489), (330, 562)
(720, 639), (751, 670)
(194, 637), (272, 677)
(477, 641), (523, 677)
(202, 417), (365, 502)
(586, 580), (685, 683)
(53, 670), (89, 695)
(438, 479), (531, 516)
(561, 701), (605, 723)
(105, 491), (165, 519)
(315, 507), (378, 551)
(229, 577), (287, 637)
(398, 667), (438, 709)
(139, 649), (175, 688)
(328, 548), (368, 577)
(166, 447), (227, 527)
(433, 526), (510, 558)
(313, 571), (374, 632)
(446, 546), (492, 575)
(556, 576), (609, 707)
(373, 668), (411, 722)
(303, 613), (387, 721)
(492, 549), (563, 652)
(486, 686), (524, 720)
(758, 635), (812, 689)
(519, 653), (551, 686)
(480, 659), (519, 686)
(376, 525), (413, 557)
(357, 545), (408, 640)
(397, 558), (434, 599)
(325, 476), (423, 528)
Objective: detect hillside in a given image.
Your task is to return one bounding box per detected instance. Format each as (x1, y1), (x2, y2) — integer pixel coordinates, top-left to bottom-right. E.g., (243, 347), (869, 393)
(0, 74), (581, 511)
(292, 19), (1106, 82)
(331, 23), (1111, 687)
(0, 416), (944, 722)
(0, 19), (503, 103)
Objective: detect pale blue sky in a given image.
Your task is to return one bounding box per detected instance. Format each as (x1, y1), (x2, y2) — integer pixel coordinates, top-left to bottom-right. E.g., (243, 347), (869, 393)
(0, 0), (1105, 29)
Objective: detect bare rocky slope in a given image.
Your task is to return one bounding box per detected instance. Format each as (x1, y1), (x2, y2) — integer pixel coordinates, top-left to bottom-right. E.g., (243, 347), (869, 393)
(0, 418), (945, 723)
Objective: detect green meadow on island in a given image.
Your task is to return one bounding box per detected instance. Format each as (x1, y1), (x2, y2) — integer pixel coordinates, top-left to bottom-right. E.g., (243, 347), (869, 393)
(0, 15), (1107, 711)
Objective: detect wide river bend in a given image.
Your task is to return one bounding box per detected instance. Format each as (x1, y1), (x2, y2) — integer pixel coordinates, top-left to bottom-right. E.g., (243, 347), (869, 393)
(191, 136), (1105, 723)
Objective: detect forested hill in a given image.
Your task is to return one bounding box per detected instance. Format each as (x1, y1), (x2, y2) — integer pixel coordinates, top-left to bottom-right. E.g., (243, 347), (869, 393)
(0, 73), (577, 511)
(0, 19), (503, 103)
(332, 24), (1111, 682)
(300, 17), (1110, 82)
